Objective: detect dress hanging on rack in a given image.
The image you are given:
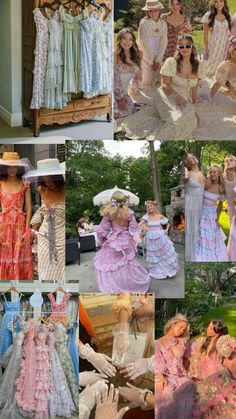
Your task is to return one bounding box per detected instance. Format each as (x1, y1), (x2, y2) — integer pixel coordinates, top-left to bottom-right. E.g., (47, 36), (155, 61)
(0, 295), (22, 360)
(67, 321), (79, 383)
(47, 292), (71, 325)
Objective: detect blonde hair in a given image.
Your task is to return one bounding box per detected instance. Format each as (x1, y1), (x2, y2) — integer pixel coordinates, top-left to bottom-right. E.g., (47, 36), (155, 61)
(227, 36), (236, 60)
(207, 164), (225, 195)
(100, 191), (129, 216)
(164, 313), (190, 335)
(223, 155), (236, 176)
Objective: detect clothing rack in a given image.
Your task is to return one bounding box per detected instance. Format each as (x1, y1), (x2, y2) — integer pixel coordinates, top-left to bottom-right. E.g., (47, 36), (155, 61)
(22, 0), (112, 137)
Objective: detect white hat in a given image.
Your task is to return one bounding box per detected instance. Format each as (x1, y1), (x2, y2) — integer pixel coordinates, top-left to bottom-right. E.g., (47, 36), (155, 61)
(142, 0), (164, 11)
(23, 158), (65, 180)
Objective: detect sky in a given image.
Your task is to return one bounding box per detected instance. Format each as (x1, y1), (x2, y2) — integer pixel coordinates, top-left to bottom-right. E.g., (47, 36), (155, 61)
(103, 140), (161, 157)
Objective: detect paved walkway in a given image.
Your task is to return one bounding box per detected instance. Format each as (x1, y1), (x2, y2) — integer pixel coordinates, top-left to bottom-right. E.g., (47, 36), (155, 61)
(66, 243), (185, 298)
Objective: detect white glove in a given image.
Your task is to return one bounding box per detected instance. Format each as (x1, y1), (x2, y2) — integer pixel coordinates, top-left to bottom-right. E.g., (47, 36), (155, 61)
(118, 383), (153, 409)
(80, 344), (117, 377)
(79, 370), (108, 387)
(80, 380), (107, 419)
(112, 323), (130, 366)
(95, 384), (130, 419)
(120, 356), (154, 380)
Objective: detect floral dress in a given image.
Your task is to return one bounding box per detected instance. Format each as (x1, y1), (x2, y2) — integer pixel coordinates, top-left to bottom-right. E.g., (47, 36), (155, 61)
(202, 12), (231, 77)
(161, 14), (192, 60)
(215, 61), (236, 99)
(0, 182), (33, 280)
(0, 295), (22, 359)
(120, 57), (205, 141)
(47, 292), (71, 327)
(114, 63), (142, 119)
(94, 210), (150, 293)
(34, 327), (51, 418)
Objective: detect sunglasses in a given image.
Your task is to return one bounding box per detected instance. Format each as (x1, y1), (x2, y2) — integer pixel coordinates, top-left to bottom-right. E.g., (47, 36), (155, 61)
(177, 44), (193, 49)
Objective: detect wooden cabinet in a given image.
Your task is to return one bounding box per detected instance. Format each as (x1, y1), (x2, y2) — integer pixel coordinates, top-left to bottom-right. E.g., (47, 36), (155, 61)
(22, 0), (112, 136)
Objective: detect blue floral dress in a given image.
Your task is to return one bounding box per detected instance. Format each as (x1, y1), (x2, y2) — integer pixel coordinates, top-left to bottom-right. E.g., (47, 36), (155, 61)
(0, 295), (22, 360)
(67, 321), (79, 384)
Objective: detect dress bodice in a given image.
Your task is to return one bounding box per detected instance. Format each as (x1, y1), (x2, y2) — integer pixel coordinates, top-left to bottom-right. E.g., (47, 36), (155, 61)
(0, 187), (26, 213)
(3, 298), (21, 313)
(202, 12), (230, 37)
(142, 215), (168, 235)
(185, 177), (205, 197)
(48, 292), (71, 326)
(155, 339), (188, 377)
(203, 190), (222, 207)
(59, 5), (83, 30)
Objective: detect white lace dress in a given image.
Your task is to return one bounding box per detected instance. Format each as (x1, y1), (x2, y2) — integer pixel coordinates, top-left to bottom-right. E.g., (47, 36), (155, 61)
(120, 57), (205, 141)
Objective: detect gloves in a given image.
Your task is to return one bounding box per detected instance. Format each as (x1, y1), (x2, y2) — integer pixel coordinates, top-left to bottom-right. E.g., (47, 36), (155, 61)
(120, 356), (154, 380)
(95, 384), (129, 419)
(118, 383), (153, 409)
(80, 380), (107, 419)
(79, 370), (109, 387)
(80, 343), (116, 377)
(112, 323), (130, 366)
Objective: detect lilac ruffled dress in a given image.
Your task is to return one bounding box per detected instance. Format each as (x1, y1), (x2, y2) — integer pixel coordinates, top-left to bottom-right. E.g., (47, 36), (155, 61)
(196, 191), (228, 262)
(227, 213), (236, 262)
(94, 210), (150, 292)
(142, 215), (178, 279)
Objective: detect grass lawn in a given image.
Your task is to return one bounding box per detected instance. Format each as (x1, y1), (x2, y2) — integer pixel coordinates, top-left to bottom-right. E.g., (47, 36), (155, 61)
(201, 305), (236, 337)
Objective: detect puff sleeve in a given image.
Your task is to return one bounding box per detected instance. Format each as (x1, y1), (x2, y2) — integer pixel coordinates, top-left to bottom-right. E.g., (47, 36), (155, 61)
(201, 11), (210, 24)
(96, 215), (112, 244)
(215, 62), (229, 84)
(160, 57), (177, 77)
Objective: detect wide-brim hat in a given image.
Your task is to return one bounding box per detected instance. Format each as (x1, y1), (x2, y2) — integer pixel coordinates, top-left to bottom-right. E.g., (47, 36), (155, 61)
(0, 152), (30, 168)
(23, 158), (65, 180)
(142, 0), (164, 11)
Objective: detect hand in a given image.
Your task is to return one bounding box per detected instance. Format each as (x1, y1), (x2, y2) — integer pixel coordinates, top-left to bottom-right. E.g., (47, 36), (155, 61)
(79, 344), (117, 377)
(175, 95), (187, 107)
(79, 370), (109, 387)
(95, 384), (130, 419)
(133, 298), (154, 318)
(155, 373), (166, 394)
(119, 383), (153, 408)
(120, 357), (153, 380)
(117, 97), (128, 111)
(80, 380), (108, 416)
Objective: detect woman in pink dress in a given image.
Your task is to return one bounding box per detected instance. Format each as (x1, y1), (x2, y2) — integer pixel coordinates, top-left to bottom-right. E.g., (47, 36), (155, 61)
(0, 152), (33, 280)
(223, 155), (236, 261)
(94, 191), (150, 293)
(188, 319), (236, 418)
(155, 314), (195, 419)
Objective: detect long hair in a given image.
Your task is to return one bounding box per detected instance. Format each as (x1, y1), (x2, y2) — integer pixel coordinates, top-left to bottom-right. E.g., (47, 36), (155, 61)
(115, 28), (141, 67)
(223, 155), (236, 177)
(226, 36), (236, 60)
(164, 313), (190, 336)
(207, 164), (225, 195)
(169, 0), (183, 15)
(200, 319), (228, 356)
(184, 153), (198, 171)
(100, 191), (129, 216)
(174, 35), (199, 75)
(208, 0), (231, 30)
(0, 165), (25, 180)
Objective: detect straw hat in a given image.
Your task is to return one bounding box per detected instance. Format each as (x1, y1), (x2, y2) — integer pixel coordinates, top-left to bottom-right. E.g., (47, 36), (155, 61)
(23, 158), (65, 180)
(0, 152), (29, 167)
(142, 0), (164, 11)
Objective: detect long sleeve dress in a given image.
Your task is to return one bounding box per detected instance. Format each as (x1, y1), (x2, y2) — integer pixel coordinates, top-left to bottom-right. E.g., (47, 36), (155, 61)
(94, 209), (150, 293)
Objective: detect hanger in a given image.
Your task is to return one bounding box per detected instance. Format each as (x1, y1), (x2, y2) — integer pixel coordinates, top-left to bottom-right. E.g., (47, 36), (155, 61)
(42, 0), (63, 10)
(53, 286), (66, 294)
(100, 2), (111, 12)
(38, 315), (49, 324)
(88, 0), (104, 11)
(0, 286), (24, 297)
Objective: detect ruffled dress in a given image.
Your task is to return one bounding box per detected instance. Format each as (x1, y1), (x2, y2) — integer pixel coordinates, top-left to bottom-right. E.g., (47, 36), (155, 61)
(0, 182), (33, 280)
(94, 210), (150, 293)
(142, 215), (178, 279)
(227, 214), (236, 261)
(0, 296), (22, 359)
(34, 328), (51, 419)
(196, 190), (228, 261)
(47, 292), (71, 327)
(120, 57), (205, 141)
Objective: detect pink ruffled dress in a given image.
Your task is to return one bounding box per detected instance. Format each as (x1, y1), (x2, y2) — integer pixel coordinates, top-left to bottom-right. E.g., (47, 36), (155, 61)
(47, 292), (71, 327)
(0, 181), (33, 280)
(94, 210), (150, 292)
(34, 327), (51, 419)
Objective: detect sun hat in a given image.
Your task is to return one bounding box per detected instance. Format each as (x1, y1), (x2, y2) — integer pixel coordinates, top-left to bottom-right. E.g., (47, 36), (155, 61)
(0, 152), (30, 167)
(23, 158), (65, 180)
(142, 0), (164, 11)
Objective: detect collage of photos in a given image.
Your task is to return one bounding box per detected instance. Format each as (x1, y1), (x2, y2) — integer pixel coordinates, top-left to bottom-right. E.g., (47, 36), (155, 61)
(0, 0), (236, 418)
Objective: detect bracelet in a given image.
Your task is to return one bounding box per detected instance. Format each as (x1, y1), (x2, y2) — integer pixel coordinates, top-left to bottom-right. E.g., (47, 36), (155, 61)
(140, 389), (153, 410)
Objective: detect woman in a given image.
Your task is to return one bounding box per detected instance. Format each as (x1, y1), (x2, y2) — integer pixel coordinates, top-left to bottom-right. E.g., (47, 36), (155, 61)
(140, 200), (178, 279)
(138, 0), (167, 91)
(0, 152), (33, 280)
(161, 0), (192, 60)
(188, 319), (236, 417)
(114, 28), (142, 119)
(196, 164), (228, 262)
(185, 153), (205, 262)
(24, 158), (65, 282)
(120, 35), (205, 141)
(202, 0), (231, 78)
(223, 155), (236, 222)
(94, 191), (150, 293)
(210, 35), (236, 99)
(155, 314), (195, 419)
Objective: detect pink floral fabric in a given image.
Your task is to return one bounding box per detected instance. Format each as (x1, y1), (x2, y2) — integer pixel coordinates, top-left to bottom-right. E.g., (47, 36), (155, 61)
(47, 292), (71, 326)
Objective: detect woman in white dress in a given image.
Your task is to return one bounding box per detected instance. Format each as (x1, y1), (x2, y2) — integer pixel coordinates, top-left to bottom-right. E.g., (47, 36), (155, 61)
(202, 0), (232, 78)
(120, 35), (205, 141)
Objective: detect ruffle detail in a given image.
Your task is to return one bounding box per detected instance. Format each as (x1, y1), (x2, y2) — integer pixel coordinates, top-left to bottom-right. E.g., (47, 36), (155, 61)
(145, 232), (178, 279)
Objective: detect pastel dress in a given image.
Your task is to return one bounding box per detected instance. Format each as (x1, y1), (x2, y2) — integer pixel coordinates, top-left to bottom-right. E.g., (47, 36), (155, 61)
(120, 57), (205, 141)
(215, 61), (236, 100)
(31, 202), (65, 282)
(185, 177), (205, 262)
(0, 326), (24, 419)
(67, 321), (79, 384)
(155, 338), (195, 419)
(80, 11), (110, 98)
(202, 12), (231, 77)
(30, 8), (49, 109)
(54, 323), (80, 411)
(114, 63), (142, 119)
(47, 330), (76, 418)
(103, 12), (113, 93)
(161, 14), (192, 60)
(0, 182), (33, 280)
(0, 295), (22, 359)
(142, 215), (178, 279)
(223, 175), (236, 223)
(94, 210), (150, 293)
(196, 190), (228, 262)
(47, 292), (71, 327)
(34, 327), (51, 419)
